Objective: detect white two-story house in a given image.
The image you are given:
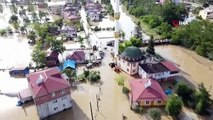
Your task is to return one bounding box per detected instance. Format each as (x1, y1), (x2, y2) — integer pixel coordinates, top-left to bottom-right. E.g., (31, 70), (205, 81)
(27, 67), (72, 119)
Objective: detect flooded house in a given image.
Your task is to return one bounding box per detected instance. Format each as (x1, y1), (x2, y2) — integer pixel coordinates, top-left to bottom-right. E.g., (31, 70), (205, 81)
(66, 51), (86, 64)
(9, 66), (29, 77)
(26, 67), (72, 119)
(46, 51), (60, 67)
(49, 5), (63, 15)
(129, 79), (167, 108)
(61, 25), (77, 38)
(138, 61), (179, 80)
(85, 2), (103, 21)
(62, 2), (81, 21)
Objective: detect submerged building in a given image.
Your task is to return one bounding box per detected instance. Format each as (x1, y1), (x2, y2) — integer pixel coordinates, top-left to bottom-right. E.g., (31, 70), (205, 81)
(26, 67), (72, 119)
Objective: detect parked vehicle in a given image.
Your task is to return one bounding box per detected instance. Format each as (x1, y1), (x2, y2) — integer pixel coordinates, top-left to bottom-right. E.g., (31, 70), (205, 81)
(86, 63), (93, 69)
(109, 62), (116, 68)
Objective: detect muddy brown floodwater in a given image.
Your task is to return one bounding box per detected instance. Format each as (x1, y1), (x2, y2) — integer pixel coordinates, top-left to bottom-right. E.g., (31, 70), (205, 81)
(156, 45), (213, 96)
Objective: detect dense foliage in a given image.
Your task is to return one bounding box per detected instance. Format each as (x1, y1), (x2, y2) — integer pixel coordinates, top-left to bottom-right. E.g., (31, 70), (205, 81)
(146, 36), (155, 55)
(148, 108), (161, 120)
(165, 94), (182, 116)
(119, 37), (142, 53)
(171, 20), (213, 60)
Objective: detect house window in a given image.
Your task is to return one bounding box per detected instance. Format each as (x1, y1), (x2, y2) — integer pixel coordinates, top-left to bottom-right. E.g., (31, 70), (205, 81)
(51, 92), (55, 97)
(133, 63), (136, 67)
(145, 101), (149, 104)
(123, 60), (125, 63)
(62, 96), (67, 100)
(127, 68), (129, 71)
(127, 63), (130, 66)
(157, 100), (161, 104)
(53, 99), (57, 103)
(54, 106), (58, 111)
(61, 89), (65, 95)
(63, 104), (66, 107)
(118, 58), (120, 61)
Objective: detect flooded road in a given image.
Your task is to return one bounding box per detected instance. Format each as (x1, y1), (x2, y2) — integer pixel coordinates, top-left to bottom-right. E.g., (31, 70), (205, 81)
(156, 45), (213, 96)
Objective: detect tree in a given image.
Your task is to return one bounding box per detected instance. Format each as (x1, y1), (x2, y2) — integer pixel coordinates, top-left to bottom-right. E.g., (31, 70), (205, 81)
(10, 4), (17, 14)
(146, 36), (155, 55)
(115, 75), (125, 87)
(20, 26), (27, 34)
(148, 108), (161, 120)
(27, 5), (34, 12)
(9, 14), (18, 23)
(31, 46), (46, 68)
(175, 82), (195, 106)
(0, 4), (3, 13)
(27, 31), (37, 41)
(50, 40), (66, 54)
(130, 37), (142, 47)
(62, 68), (76, 83)
(12, 22), (20, 30)
(32, 12), (38, 22)
(38, 10), (46, 19)
(161, 0), (187, 25)
(87, 70), (101, 82)
(165, 94), (182, 116)
(195, 83), (212, 114)
(78, 36), (84, 45)
(54, 19), (63, 28)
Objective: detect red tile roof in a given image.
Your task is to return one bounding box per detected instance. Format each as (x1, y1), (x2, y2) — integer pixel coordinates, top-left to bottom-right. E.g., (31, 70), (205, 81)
(26, 67), (71, 98)
(161, 61), (179, 72)
(129, 79), (167, 102)
(66, 51), (85, 61)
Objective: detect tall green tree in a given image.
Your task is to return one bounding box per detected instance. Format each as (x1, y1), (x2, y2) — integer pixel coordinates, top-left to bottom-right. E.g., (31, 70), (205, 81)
(130, 37), (142, 47)
(50, 40), (66, 53)
(62, 68), (76, 83)
(165, 94), (182, 116)
(27, 31), (37, 41)
(175, 82), (195, 106)
(195, 83), (212, 114)
(9, 14), (18, 23)
(38, 10), (46, 19)
(31, 45), (46, 68)
(27, 5), (34, 12)
(146, 36), (155, 55)
(10, 4), (17, 14)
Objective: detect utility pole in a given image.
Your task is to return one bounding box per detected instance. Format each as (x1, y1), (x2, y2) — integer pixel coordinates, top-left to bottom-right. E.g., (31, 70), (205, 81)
(89, 102), (94, 120)
(96, 94), (100, 111)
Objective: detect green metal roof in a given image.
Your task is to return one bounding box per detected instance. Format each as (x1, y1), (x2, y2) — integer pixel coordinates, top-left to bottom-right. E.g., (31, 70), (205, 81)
(120, 46), (144, 62)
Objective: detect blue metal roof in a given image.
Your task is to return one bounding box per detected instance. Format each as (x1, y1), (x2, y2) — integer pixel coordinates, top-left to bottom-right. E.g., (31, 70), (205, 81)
(63, 60), (76, 70)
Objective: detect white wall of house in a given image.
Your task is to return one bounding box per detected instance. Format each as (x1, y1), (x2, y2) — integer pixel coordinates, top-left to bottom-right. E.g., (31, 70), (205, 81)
(138, 66), (170, 80)
(117, 58), (142, 75)
(37, 102), (49, 119)
(37, 94), (72, 119)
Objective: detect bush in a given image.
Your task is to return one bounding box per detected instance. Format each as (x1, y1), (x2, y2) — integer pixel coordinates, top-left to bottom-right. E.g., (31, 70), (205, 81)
(115, 75), (124, 86)
(135, 105), (143, 114)
(148, 108), (161, 120)
(77, 74), (86, 82)
(141, 15), (163, 28)
(0, 29), (6, 36)
(94, 26), (101, 31)
(165, 94), (182, 116)
(87, 70), (101, 83)
(122, 87), (130, 95)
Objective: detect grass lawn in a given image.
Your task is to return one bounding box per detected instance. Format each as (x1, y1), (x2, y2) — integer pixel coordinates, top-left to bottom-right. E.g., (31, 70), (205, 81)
(121, 6), (164, 40)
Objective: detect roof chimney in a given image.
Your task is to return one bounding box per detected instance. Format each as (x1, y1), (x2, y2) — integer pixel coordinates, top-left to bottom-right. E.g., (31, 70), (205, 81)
(36, 74), (44, 85)
(144, 79), (151, 88)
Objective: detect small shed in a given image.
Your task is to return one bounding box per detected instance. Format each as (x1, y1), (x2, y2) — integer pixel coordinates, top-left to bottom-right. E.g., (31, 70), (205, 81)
(63, 60), (76, 70)
(9, 66), (29, 77)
